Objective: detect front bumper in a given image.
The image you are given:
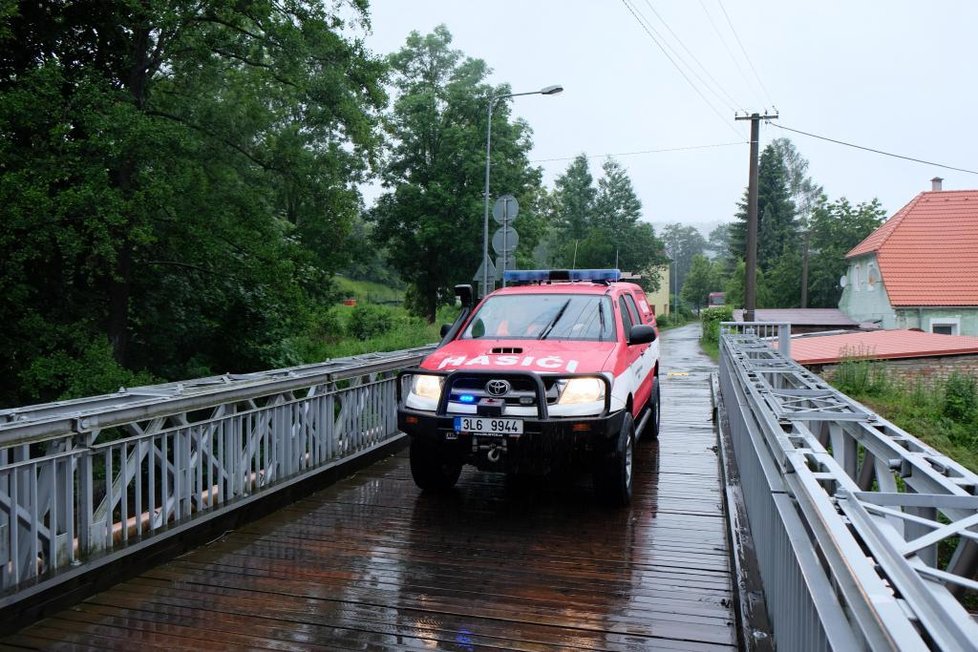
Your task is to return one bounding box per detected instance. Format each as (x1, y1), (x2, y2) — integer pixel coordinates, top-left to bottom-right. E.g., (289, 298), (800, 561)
(397, 368), (624, 472)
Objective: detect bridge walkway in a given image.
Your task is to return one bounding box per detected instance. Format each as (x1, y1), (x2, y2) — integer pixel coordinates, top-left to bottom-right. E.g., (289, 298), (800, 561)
(4, 324), (736, 650)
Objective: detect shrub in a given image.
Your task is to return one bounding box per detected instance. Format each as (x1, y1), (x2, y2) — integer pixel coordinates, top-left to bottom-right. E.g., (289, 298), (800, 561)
(347, 303), (396, 340)
(942, 372), (977, 422)
(833, 358), (891, 396)
(311, 307), (345, 342)
(700, 305), (734, 343)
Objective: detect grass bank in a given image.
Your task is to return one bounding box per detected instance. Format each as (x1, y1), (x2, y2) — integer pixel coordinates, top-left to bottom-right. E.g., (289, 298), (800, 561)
(830, 360), (978, 473)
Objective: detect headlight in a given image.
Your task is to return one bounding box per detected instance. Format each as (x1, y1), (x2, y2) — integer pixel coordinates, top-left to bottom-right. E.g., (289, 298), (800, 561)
(411, 374), (443, 401)
(558, 377), (605, 404)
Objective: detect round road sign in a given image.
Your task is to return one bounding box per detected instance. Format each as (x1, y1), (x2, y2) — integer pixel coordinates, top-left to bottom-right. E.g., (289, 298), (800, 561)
(492, 195), (519, 224)
(492, 225), (519, 254)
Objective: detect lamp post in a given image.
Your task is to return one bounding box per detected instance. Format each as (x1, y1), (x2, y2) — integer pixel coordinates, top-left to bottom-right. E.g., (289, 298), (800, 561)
(483, 84), (563, 296)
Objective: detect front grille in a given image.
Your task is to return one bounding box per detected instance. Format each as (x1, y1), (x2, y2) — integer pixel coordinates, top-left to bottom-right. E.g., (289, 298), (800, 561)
(447, 373), (559, 407)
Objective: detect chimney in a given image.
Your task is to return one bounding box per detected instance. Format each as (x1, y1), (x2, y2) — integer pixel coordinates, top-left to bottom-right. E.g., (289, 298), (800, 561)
(931, 176), (943, 191)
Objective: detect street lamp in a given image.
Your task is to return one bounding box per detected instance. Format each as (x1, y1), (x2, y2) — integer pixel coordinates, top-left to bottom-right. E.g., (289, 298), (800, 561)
(482, 84), (563, 296)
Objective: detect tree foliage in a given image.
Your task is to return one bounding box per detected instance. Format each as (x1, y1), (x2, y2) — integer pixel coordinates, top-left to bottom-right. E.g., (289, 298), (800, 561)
(547, 157), (666, 291)
(730, 143), (797, 272)
(661, 223), (707, 291)
(770, 138), (823, 223)
(0, 0), (385, 405)
(370, 26), (543, 321)
(681, 254), (722, 310)
(706, 222), (733, 268)
(806, 197), (887, 307)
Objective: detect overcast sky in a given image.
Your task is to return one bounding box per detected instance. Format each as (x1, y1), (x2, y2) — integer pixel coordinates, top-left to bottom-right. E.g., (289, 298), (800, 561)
(363, 1), (978, 231)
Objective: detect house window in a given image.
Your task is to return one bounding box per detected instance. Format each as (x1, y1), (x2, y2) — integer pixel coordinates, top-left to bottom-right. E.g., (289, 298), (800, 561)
(930, 318), (960, 336)
(866, 262), (879, 291)
(853, 264), (863, 291)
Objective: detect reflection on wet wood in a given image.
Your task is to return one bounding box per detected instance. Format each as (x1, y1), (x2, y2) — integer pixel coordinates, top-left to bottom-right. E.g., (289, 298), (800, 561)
(6, 326), (736, 650)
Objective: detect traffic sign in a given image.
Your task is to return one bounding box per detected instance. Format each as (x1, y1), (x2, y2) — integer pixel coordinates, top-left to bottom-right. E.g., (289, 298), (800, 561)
(491, 225), (519, 254)
(474, 258), (497, 282)
(495, 254), (514, 273)
(492, 195), (519, 225)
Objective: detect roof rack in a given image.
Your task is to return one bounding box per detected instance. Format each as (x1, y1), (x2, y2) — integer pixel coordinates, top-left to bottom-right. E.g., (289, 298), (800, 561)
(502, 269), (622, 285)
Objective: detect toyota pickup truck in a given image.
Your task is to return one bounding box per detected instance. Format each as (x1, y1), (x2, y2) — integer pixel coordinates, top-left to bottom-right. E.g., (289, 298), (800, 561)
(397, 269), (660, 505)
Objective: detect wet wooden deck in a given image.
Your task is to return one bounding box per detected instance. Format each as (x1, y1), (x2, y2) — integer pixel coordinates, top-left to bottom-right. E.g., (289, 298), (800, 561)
(4, 325), (736, 650)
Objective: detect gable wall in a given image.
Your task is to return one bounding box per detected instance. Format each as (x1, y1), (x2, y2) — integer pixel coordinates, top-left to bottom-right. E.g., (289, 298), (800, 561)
(839, 254), (897, 326)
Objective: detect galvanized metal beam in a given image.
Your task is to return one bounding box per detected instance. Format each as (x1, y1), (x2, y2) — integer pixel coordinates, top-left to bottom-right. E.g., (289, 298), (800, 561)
(719, 322), (978, 651)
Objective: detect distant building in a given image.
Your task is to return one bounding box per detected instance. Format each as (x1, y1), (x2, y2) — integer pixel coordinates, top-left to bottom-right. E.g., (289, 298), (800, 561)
(620, 268), (669, 316)
(733, 308), (862, 334)
(645, 266), (670, 316)
(839, 179), (978, 336)
(708, 291), (726, 307)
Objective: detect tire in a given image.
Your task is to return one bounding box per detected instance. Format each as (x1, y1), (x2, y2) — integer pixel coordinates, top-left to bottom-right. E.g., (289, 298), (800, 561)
(594, 412), (635, 506)
(409, 439), (462, 491)
(646, 379), (660, 441)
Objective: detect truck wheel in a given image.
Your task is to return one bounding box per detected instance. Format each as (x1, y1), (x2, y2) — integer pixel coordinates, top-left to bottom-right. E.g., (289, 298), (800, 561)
(594, 413), (635, 506)
(409, 439), (462, 491)
(647, 380), (660, 440)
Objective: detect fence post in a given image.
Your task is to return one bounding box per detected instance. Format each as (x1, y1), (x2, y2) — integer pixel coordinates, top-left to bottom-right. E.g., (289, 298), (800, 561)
(778, 323), (791, 360)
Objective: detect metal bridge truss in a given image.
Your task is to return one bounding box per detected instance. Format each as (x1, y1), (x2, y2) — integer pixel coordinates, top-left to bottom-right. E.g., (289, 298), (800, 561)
(720, 323), (978, 651)
(0, 347), (433, 601)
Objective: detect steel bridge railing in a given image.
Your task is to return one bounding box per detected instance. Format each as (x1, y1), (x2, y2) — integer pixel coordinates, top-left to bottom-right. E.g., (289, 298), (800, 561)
(719, 322), (978, 651)
(0, 346), (435, 605)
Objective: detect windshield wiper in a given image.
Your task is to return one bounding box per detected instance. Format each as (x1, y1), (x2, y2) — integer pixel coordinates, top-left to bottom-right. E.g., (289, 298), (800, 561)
(538, 299), (571, 340)
(597, 300), (606, 341)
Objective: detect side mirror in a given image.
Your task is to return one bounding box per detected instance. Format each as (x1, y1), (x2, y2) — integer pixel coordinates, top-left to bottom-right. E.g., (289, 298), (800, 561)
(454, 284), (473, 309)
(440, 324), (451, 338)
(628, 324), (657, 345)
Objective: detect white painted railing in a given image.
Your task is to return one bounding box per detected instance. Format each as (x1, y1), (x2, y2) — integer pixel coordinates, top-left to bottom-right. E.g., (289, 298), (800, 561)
(0, 347), (434, 602)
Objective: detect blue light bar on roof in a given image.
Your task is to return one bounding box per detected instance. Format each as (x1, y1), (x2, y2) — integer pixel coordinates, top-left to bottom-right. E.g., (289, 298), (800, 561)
(503, 269), (621, 283)
(571, 269), (621, 282)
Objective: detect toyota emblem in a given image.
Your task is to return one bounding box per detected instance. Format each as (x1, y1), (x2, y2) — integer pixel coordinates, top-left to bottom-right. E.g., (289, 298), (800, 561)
(485, 379), (511, 396)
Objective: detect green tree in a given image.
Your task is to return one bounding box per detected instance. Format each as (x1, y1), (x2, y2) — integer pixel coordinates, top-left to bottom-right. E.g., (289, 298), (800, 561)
(681, 254), (722, 311)
(707, 222), (734, 266)
(725, 259), (772, 309)
(547, 157), (666, 291)
(0, 1), (384, 405)
(766, 244), (804, 308)
(730, 143), (797, 271)
(370, 26), (543, 321)
(806, 197), (887, 307)
(548, 154), (597, 266)
(661, 224), (707, 290)
(771, 138), (823, 224)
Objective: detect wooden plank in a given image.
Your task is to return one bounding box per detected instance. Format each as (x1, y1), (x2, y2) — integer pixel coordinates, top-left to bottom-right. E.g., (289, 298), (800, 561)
(3, 326), (738, 650)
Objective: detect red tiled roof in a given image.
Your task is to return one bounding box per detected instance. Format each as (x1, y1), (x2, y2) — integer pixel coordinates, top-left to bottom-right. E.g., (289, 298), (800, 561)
(786, 329), (978, 365)
(845, 190), (978, 306)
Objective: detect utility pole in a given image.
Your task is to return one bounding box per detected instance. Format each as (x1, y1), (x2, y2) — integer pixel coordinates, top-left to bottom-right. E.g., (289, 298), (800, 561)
(735, 111), (778, 322)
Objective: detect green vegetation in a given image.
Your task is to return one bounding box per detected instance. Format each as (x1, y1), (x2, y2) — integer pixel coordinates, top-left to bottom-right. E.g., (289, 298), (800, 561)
(289, 304), (459, 363)
(830, 360), (978, 473)
(697, 305), (733, 360)
(334, 277), (405, 306)
(0, 4), (885, 409)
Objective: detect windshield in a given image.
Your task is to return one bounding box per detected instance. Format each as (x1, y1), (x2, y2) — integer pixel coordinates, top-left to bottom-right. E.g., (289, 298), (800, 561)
(461, 294), (616, 341)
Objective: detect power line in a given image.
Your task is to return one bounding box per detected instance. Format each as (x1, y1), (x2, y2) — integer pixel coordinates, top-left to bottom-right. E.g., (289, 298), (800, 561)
(530, 141), (747, 164)
(769, 122), (978, 175)
(640, 0), (743, 111)
(717, 0), (774, 107)
(619, 0), (741, 137)
(697, 0), (755, 109)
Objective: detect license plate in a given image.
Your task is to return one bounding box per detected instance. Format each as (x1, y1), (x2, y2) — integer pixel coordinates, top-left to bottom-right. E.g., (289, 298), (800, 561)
(453, 416), (523, 436)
